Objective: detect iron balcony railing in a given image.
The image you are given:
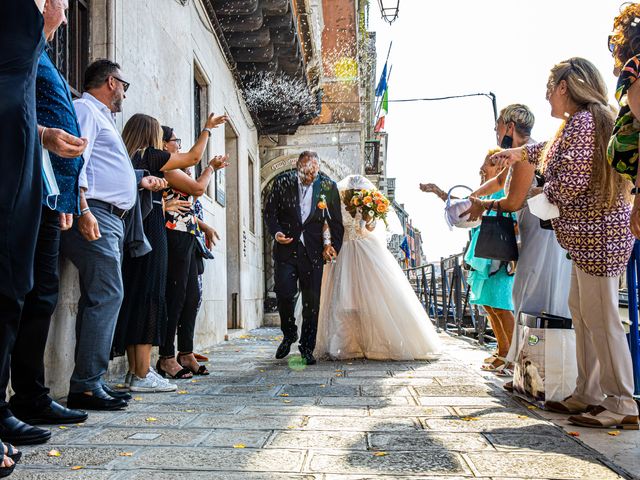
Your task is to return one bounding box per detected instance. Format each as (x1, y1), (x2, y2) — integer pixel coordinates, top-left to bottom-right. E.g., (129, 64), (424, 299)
(364, 140), (381, 175)
(403, 252), (494, 345)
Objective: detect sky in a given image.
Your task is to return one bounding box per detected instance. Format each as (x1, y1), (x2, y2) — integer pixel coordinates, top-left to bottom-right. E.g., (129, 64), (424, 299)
(369, 0), (623, 262)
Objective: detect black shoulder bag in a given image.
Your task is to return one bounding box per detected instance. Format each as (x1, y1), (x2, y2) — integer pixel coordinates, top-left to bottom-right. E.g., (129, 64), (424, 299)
(473, 204), (519, 262)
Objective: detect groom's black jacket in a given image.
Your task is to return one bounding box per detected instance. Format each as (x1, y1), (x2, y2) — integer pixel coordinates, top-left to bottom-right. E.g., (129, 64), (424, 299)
(264, 170), (344, 265)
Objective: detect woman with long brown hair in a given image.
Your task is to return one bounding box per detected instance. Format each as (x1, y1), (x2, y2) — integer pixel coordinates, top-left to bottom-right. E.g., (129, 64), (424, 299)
(493, 57), (638, 429)
(113, 112), (225, 392)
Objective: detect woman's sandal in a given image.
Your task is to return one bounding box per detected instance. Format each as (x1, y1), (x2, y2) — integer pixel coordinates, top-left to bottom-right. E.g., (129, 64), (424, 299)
(178, 353), (210, 376)
(0, 444), (15, 479)
(481, 356), (507, 372)
(155, 360), (192, 380)
(4, 445), (20, 464)
(483, 352), (499, 364)
(493, 363), (514, 377)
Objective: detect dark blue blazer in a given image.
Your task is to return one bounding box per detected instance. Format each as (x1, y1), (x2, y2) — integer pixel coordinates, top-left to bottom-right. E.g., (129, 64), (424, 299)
(264, 171), (344, 265)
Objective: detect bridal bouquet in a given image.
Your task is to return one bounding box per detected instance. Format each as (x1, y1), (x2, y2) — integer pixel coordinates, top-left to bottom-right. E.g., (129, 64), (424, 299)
(347, 188), (391, 226)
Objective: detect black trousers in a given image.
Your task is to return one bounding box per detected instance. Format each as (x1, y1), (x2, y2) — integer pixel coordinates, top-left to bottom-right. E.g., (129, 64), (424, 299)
(162, 230), (200, 356)
(274, 241), (323, 355)
(0, 208), (60, 415)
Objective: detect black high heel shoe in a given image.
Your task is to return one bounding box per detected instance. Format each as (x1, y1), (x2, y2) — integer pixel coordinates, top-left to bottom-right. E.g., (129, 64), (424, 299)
(155, 359), (192, 380)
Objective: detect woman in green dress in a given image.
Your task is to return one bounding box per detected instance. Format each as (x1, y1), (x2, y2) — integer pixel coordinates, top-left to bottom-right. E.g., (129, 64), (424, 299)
(421, 148), (515, 373)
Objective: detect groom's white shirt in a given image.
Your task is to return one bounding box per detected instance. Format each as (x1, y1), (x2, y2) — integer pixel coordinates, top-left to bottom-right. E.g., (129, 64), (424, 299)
(298, 177), (314, 245)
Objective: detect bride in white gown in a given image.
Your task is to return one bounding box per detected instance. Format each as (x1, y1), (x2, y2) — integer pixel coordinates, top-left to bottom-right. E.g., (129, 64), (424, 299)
(314, 175), (442, 360)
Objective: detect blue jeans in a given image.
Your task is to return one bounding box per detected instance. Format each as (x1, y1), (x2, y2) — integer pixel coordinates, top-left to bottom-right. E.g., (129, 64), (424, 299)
(61, 204), (124, 393)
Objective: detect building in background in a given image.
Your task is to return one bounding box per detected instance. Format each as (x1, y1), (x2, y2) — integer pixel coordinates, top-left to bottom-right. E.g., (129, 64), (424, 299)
(387, 200), (425, 268)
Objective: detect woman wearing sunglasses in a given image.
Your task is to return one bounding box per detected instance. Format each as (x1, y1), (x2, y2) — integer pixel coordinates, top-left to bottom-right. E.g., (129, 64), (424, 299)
(608, 3), (640, 239)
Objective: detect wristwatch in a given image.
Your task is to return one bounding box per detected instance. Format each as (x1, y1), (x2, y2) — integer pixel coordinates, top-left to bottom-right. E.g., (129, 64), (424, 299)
(202, 128), (212, 136)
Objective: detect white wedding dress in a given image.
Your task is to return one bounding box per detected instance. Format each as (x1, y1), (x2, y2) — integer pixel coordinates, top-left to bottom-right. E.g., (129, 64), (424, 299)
(314, 199), (442, 361)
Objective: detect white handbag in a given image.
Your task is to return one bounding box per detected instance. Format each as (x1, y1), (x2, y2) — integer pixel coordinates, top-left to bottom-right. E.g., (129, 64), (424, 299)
(444, 185), (482, 229)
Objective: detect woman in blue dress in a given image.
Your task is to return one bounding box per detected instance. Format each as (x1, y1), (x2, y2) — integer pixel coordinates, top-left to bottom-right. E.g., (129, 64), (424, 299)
(421, 148), (515, 374)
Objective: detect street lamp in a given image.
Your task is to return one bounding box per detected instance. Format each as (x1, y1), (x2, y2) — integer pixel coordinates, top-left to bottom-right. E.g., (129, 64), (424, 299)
(377, 0), (400, 24)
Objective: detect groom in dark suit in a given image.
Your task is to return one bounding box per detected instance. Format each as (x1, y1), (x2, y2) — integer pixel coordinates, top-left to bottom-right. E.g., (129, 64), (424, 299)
(264, 151), (344, 365)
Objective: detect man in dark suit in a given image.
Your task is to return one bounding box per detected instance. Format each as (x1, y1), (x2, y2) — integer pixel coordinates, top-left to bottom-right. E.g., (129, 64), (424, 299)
(264, 151), (344, 365)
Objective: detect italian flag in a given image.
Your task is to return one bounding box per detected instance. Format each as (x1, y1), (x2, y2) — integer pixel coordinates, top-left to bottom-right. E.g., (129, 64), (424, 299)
(374, 88), (388, 133)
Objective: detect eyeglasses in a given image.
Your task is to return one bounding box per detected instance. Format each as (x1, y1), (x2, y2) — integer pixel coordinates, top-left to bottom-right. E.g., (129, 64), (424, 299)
(608, 34), (615, 53)
(169, 138), (182, 148)
(111, 75), (130, 92)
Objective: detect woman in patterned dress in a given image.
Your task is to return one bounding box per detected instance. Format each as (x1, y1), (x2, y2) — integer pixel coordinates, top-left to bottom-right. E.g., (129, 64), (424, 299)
(492, 58), (638, 429)
(158, 127), (228, 379)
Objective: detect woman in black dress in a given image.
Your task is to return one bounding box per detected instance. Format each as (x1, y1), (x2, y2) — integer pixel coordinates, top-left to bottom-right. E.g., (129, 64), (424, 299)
(114, 113), (225, 391)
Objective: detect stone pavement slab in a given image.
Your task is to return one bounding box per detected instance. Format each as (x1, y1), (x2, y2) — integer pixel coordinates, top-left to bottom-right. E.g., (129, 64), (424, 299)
(307, 450), (472, 475)
(13, 328), (632, 479)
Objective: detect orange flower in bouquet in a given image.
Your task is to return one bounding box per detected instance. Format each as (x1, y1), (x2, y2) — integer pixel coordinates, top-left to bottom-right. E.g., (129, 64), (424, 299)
(348, 188), (391, 226)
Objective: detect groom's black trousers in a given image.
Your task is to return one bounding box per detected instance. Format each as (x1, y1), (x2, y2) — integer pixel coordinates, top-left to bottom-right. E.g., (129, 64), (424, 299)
(274, 241), (323, 355)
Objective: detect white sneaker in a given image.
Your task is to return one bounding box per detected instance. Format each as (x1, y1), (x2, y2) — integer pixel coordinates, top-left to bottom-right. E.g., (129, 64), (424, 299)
(130, 372), (177, 392)
(149, 368), (175, 388)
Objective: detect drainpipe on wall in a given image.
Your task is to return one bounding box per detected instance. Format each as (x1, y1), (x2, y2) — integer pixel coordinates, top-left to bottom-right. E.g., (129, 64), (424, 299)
(106, 0), (116, 60)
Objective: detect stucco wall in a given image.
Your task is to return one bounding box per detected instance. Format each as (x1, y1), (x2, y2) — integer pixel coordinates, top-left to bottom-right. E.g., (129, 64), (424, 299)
(42, 0), (263, 399)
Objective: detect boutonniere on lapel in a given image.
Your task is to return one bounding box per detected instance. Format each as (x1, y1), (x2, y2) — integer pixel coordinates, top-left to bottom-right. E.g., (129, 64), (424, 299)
(317, 193), (331, 219)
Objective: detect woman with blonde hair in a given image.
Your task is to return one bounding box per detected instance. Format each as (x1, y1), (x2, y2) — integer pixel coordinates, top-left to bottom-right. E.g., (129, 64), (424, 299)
(421, 149), (515, 373)
(113, 112), (226, 392)
(493, 57), (638, 429)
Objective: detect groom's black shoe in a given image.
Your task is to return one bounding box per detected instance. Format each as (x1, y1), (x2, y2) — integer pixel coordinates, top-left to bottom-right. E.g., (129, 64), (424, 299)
(301, 352), (317, 366)
(276, 334), (298, 359)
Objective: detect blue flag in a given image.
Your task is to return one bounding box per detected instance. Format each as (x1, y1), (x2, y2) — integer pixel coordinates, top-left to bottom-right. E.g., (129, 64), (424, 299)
(375, 62), (388, 97)
(400, 235), (410, 259)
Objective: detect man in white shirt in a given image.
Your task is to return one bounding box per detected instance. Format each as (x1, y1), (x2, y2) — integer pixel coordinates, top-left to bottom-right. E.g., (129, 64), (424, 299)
(61, 59), (165, 411)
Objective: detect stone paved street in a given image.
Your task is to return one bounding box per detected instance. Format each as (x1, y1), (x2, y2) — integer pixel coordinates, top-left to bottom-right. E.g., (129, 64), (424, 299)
(12, 329), (636, 479)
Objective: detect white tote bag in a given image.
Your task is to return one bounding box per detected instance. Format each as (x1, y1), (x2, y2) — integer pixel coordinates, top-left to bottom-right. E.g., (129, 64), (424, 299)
(512, 325), (577, 405)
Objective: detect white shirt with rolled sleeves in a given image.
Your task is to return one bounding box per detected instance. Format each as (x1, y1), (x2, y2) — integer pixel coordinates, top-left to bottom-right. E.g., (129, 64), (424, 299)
(73, 92), (137, 210)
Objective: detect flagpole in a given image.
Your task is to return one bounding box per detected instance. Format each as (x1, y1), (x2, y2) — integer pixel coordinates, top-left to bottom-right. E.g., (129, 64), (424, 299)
(384, 41), (393, 66)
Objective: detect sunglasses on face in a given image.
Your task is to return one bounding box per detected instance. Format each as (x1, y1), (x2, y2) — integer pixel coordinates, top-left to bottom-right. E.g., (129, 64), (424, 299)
(111, 75), (130, 92)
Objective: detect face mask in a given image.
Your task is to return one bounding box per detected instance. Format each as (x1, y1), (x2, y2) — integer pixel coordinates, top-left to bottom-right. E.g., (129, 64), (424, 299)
(500, 134), (513, 149)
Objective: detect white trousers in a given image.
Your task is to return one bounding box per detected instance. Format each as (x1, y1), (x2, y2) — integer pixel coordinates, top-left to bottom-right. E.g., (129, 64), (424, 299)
(569, 264), (638, 415)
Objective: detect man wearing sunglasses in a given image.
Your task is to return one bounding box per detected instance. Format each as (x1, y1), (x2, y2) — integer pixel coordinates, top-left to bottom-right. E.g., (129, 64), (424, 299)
(61, 59), (167, 412)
